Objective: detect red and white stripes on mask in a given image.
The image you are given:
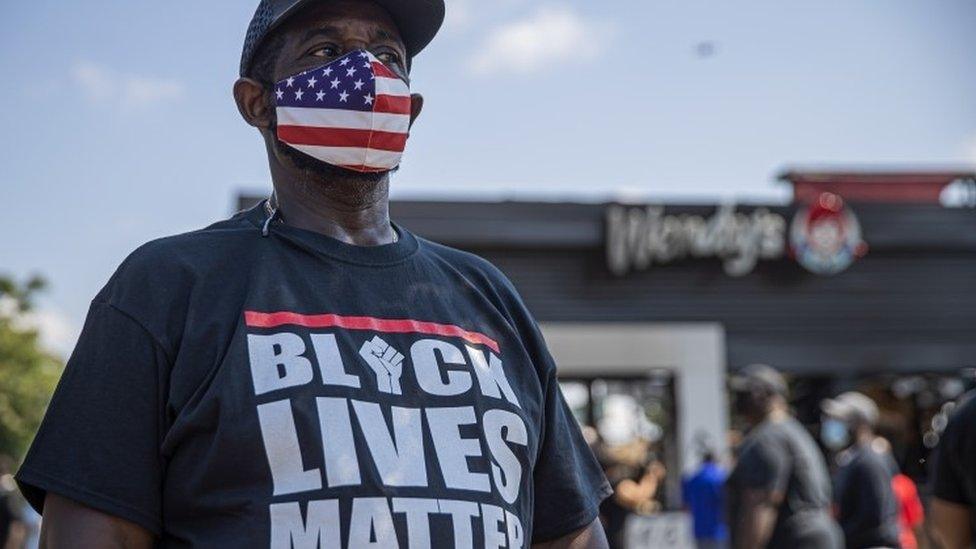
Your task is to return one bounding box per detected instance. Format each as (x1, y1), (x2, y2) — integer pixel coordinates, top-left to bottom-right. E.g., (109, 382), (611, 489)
(274, 49), (411, 173)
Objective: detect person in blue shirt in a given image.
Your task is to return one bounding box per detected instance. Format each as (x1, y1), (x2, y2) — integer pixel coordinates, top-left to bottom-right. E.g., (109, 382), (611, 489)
(683, 449), (729, 549)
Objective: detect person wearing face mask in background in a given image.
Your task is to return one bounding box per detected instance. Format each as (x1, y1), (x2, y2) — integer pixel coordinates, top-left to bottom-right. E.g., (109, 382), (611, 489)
(821, 391), (902, 549)
(726, 364), (842, 549)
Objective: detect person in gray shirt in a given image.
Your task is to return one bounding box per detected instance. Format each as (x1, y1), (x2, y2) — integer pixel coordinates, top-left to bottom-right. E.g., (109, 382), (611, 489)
(821, 391), (901, 549)
(727, 365), (843, 549)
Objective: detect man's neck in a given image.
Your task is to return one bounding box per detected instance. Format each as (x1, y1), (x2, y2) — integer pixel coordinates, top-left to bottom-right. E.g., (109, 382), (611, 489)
(270, 165), (397, 247)
(764, 405), (790, 423)
(855, 429), (875, 447)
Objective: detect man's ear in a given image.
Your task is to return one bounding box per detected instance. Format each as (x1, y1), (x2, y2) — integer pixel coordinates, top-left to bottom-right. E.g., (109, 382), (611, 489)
(234, 77), (273, 128)
(409, 93), (424, 129)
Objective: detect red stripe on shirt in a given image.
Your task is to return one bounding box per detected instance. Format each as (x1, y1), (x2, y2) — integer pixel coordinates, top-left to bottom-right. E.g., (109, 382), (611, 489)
(244, 311), (501, 353)
(277, 126), (408, 152)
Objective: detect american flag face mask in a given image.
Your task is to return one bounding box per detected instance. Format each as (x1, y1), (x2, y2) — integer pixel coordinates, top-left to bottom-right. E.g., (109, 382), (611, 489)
(273, 50), (412, 173)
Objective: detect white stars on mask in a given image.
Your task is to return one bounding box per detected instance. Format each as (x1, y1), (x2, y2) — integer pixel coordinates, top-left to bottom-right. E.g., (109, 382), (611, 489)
(279, 51), (388, 107)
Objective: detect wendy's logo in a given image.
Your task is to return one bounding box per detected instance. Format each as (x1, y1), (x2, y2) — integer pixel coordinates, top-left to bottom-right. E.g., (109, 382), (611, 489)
(790, 192), (868, 275)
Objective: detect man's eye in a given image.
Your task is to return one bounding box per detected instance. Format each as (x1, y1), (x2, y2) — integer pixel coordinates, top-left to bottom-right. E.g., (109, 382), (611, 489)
(376, 51), (401, 66)
(311, 46), (339, 58)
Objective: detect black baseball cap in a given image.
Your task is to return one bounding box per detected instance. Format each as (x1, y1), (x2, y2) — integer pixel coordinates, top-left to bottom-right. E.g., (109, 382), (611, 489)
(241, 0), (446, 77)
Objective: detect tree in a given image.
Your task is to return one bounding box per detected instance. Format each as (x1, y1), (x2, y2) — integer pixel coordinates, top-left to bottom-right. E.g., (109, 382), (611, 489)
(0, 275), (64, 460)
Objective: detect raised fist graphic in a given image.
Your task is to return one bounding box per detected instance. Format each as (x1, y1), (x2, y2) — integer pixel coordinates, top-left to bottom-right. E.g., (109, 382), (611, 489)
(359, 336), (405, 395)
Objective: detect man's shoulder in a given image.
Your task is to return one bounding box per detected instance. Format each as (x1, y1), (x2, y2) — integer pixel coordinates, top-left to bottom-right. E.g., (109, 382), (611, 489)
(771, 417), (814, 445)
(412, 235), (541, 334)
(691, 465), (724, 485)
(703, 463), (727, 481)
(416, 235), (498, 270)
(122, 211), (258, 269)
(942, 393), (976, 454)
(950, 391), (976, 428)
(751, 418), (791, 440)
(738, 428), (777, 459)
(80, 212), (260, 354)
(744, 418), (805, 456)
(98, 212), (259, 303)
(845, 444), (889, 474)
(415, 235), (517, 291)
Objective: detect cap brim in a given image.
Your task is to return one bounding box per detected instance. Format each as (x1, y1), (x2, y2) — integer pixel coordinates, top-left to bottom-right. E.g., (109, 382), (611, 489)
(730, 369), (788, 396)
(820, 398), (853, 419)
(272, 0), (445, 58)
(728, 375), (751, 392)
(376, 0), (446, 58)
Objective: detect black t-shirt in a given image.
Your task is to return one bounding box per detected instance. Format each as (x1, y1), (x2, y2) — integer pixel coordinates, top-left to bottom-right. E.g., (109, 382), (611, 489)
(727, 417), (841, 549)
(16, 204), (611, 548)
(833, 443), (901, 549)
(932, 393), (976, 516)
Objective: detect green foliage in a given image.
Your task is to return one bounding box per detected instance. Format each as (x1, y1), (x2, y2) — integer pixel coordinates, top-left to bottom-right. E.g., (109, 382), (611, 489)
(0, 275), (63, 460)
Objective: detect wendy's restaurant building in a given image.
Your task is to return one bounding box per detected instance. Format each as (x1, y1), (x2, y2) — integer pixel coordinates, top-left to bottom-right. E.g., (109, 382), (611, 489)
(239, 169), (976, 540)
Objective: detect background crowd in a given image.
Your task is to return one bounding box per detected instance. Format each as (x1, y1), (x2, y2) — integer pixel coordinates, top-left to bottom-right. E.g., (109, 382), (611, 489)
(591, 365), (975, 549)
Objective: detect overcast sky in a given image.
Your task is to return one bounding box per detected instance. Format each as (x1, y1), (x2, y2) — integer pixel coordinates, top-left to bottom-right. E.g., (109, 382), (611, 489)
(2, 0), (975, 355)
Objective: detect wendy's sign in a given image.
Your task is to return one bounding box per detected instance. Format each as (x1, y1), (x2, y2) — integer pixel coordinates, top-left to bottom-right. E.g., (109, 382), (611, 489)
(606, 197), (867, 277)
(605, 204), (788, 277)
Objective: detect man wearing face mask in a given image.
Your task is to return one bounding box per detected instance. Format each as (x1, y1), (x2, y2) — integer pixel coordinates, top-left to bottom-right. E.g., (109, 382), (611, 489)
(726, 365), (842, 549)
(14, 1), (613, 548)
(821, 392), (902, 549)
